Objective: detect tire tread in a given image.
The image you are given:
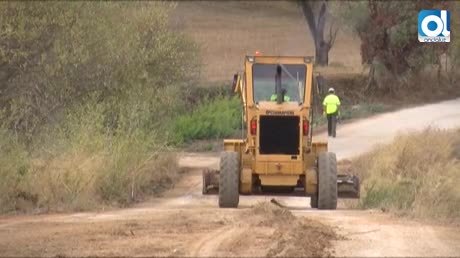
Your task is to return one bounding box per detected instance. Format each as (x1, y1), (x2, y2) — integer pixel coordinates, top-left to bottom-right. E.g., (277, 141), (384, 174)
(317, 152), (338, 210)
(218, 151), (239, 208)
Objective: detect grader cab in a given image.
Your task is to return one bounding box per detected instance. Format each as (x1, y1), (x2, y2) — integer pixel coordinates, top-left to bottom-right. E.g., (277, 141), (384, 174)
(202, 55), (359, 209)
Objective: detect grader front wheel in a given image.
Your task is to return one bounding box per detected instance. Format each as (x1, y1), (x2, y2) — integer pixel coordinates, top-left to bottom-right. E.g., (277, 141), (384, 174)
(218, 151), (240, 208)
(317, 152), (338, 210)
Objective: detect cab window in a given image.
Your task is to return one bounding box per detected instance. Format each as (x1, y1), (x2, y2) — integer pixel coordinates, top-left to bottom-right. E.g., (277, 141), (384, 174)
(252, 64), (306, 103)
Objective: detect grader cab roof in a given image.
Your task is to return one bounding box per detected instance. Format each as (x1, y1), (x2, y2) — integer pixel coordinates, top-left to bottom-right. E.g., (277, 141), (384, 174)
(245, 55), (314, 64)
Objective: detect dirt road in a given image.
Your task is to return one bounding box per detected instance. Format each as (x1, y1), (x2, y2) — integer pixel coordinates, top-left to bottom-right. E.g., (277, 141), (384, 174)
(1, 98), (460, 257)
(320, 97), (460, 159)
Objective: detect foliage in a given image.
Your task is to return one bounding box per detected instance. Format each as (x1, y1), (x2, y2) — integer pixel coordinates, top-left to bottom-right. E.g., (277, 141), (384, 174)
(334, 1), (452, 91)
(0, 2), (198, 141)
(173, 97), (241, 144)
(0, 2), (198, 213)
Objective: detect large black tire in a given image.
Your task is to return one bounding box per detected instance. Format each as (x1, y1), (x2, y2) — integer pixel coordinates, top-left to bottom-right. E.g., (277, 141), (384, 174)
(317, 152), (338, 210)
(218, 151), (240, 208)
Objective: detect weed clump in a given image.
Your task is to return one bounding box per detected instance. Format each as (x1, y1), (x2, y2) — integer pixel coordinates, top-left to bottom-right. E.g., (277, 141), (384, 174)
(351, 128), (460, 220)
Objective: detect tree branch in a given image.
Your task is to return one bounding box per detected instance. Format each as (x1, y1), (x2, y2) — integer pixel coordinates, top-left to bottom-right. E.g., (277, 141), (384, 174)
(327, 20), (339, 47)
(316, 2), (327, 46)
(299, 0), (318, 43)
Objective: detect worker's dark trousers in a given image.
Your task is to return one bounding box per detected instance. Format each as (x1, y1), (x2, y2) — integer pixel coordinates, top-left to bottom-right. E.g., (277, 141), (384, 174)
(327, 113), (337, 137)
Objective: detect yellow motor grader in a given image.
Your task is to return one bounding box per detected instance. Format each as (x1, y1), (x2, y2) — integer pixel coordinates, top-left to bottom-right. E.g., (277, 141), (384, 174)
(202, 55), (359, 209)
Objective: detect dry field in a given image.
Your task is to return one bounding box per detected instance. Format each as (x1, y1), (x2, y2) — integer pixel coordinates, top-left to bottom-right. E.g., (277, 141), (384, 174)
(170, 1), (362, 82)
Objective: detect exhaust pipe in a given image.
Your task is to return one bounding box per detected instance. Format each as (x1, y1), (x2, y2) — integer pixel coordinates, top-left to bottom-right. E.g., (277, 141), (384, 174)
(275, 65), (284, 104)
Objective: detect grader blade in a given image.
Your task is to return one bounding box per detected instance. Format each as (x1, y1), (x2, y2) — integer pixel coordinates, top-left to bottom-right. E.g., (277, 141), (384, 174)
(337, 175), (360, 198)
(202, 168), (360, 198)
(202, 169), (219, 195)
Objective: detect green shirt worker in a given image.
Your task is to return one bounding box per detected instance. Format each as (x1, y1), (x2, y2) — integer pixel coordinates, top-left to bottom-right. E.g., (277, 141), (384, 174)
(323, 87), (341, 138)
(270, 94), (290, 102)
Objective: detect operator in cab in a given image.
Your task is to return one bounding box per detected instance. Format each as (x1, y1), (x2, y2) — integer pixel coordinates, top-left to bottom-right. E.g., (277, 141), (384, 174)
(270, 65), (290, 102)
(270, 93), (290, 102)
(323, 87), (341, 138)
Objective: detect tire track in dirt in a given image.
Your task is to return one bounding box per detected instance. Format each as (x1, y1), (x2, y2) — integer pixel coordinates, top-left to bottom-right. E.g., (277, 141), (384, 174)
(191, 226), (240, 257)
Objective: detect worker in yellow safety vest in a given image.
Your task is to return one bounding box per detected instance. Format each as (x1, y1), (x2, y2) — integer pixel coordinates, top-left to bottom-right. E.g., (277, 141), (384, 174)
(270, 94), (290, 102)
(323, 87), (341, 138)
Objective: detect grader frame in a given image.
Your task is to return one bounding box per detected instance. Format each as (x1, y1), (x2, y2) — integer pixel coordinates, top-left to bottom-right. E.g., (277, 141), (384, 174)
(202, 55), (359, 209)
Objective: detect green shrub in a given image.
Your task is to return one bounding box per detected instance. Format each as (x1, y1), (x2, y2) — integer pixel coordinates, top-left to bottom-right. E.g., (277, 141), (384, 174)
(173, 97), (241, 143)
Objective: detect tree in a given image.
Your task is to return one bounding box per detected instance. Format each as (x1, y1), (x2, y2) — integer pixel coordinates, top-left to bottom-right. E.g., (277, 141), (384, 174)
(0, 2), (198, 140)
(298, 0), (339, 66)
(337, 1), (450, 91)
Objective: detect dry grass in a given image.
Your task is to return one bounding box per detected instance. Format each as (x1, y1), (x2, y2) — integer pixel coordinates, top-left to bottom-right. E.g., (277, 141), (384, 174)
(26, 151), (106, 211)
(349, 128), (460, 220)
(170, 1), (362, 82)
(2, 144), (180, 213)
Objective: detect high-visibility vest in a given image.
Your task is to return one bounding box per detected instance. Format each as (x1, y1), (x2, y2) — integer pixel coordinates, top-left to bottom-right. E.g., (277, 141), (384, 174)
(270, 94), (290, 102)
(323, 94), (341, 114)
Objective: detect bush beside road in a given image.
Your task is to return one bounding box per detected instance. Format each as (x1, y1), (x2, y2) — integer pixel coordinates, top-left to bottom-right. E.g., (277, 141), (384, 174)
(349, 128), (460, 221)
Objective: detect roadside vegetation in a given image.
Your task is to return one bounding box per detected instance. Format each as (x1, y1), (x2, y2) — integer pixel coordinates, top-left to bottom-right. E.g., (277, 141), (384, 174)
(173, 96), (241, 144)
(349, 128), (460, 220)
(334, 1), (458, 92)
(0, 2), (199, 213)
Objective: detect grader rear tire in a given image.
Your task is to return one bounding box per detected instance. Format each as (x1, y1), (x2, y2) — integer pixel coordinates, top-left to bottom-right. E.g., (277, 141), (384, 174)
(218, 151), (240, 208)
(317, 152), (338, 210)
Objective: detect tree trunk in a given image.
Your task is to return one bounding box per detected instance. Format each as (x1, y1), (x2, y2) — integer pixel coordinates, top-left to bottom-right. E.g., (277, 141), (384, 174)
(299, 0), (330, 66)
(316, 42), (330, 66)
(364, 64), (375, 93)
(315, 2), (329, 66)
